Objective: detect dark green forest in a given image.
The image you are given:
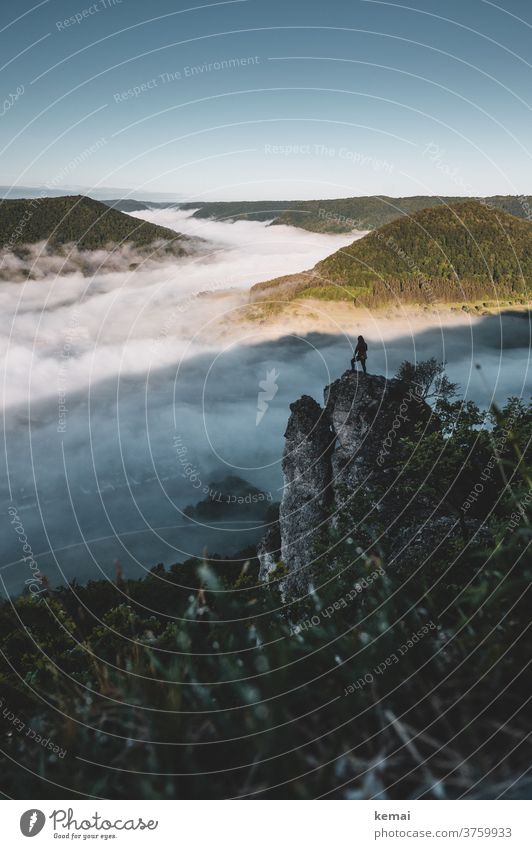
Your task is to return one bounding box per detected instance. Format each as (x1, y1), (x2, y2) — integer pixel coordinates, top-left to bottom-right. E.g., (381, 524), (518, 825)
(0, 195), (187, 252)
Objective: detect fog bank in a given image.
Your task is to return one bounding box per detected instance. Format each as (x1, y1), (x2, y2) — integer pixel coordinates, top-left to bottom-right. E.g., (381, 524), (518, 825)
(1, 212), (529, 598)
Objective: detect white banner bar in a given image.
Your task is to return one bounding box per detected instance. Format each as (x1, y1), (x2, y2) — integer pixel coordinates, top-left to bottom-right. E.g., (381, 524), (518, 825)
(2, 799), (531, 848)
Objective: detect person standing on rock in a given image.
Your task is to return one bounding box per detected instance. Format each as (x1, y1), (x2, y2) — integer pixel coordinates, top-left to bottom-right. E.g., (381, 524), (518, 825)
(351, 335), (368, 374)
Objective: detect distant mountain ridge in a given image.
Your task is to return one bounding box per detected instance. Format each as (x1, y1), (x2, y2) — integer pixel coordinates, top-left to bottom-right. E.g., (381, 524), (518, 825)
(103, 194), (532, 233)
(250, 201), (532, 308)
(177, 194), (532, 232)
(5, 193), (531, 236)
(103, 198), (181, 213)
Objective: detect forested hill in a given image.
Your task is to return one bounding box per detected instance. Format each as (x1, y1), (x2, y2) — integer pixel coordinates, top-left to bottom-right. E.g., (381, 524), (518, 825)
(178, 194), (532, 232)
(0, 195), (187, 251)
(251, 201), (532, 307)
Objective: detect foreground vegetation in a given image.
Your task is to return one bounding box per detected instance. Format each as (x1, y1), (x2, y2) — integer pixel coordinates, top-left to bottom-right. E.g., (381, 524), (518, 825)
(0, 372), (530, 799)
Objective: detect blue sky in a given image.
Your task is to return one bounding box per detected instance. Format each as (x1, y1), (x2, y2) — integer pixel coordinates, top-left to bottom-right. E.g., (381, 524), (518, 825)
(1, 0), (532, 200)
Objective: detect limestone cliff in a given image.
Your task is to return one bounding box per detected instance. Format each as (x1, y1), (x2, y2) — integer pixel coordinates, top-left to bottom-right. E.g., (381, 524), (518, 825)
(258, 394), (335, 597)
(258, 370), (441, 600)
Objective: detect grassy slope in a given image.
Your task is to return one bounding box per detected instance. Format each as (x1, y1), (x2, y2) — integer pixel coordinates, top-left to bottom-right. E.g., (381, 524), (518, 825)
(251, 201), (532, 308)
(0, 195), (187, 251)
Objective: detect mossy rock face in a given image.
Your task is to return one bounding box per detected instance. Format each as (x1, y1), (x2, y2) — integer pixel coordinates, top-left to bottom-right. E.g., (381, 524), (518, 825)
(267, 561), (289, 582)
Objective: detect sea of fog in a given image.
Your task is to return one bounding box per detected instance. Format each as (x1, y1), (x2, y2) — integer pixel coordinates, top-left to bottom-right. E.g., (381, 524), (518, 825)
(1, 209), (530, 597)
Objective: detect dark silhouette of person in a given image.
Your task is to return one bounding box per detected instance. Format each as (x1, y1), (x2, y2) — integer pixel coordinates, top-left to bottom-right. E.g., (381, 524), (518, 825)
(351, 335), (368, 374)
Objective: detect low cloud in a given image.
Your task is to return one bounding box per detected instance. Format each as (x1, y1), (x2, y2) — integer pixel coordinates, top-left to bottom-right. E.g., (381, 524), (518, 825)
(0, 211), (528, 597)
(0, 239), (200, 282)
(0, 210), (357, 409)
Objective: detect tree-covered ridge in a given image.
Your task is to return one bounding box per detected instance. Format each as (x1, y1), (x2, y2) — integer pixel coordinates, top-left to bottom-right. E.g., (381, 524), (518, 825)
(252, 201), (532, 307)
(178, 195), (532, 233)
(0, 195), (187, 251)
(179, 198), (297, 222)
(275, 196), (468, 232)
(316, 201), (532, 303)
(103, 199), (181, 212)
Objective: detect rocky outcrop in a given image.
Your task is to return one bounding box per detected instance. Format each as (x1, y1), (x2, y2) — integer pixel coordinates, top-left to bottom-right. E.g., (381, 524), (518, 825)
(258, 370), (437, 599)
(324, 370), (429, 497)
(258, 395), (335, 596)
